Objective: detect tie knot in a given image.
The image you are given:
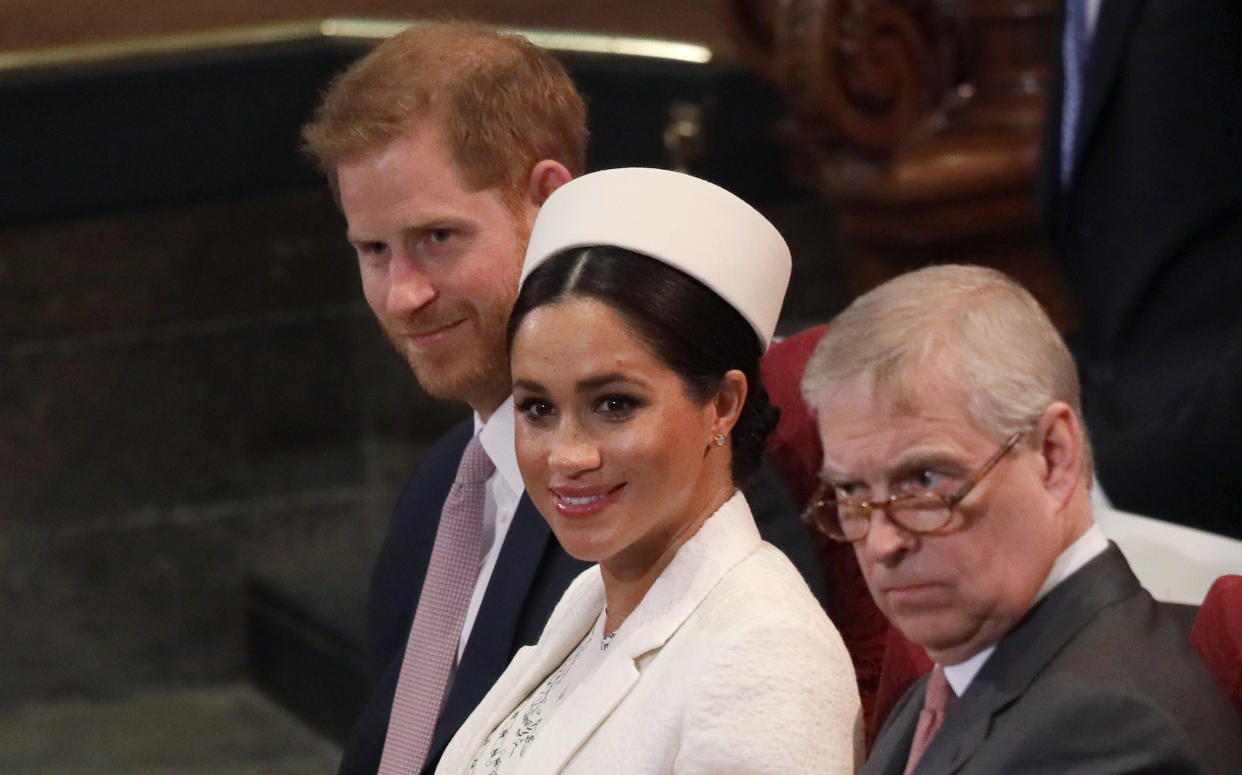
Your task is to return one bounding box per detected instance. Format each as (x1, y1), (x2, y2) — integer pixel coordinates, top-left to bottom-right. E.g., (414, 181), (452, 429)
(457, 432), (496, 485)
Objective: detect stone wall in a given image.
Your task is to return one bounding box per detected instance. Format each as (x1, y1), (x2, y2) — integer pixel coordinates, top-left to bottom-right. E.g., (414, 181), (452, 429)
(0, 189), (464, 702)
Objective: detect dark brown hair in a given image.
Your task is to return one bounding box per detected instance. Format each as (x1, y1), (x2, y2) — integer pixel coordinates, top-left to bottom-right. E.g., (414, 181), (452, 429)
(509, 247), (780, 485)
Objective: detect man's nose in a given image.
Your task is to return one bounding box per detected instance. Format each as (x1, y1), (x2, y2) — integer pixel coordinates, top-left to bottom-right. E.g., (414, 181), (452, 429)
(386, 253), (437, 315)
(862, 506), (916, 566)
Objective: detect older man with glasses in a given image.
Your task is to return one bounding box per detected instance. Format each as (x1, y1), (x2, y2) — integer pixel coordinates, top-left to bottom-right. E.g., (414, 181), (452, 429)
(800, 264), (1241, 775)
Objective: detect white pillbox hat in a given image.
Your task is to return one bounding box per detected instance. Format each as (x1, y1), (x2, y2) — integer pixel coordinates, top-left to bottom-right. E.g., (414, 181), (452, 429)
(520, 167), (792, 350)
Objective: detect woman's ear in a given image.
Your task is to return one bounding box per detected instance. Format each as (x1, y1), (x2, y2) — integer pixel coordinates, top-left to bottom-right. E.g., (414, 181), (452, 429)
(710, 369), (749, 439)
(1038, 401), (1083, 508)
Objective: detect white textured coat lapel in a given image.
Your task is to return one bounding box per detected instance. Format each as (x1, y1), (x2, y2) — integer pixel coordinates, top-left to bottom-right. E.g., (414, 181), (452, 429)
(515, 491), (761, 774)
(441, 567), (603, 772)
(432, 494), (760, 770)
(438, 491), (760, 774)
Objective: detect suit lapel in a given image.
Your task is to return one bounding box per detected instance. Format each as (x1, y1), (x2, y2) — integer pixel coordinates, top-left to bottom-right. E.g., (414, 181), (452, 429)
(439, 568), (604, 773)
(518, 491), (763, 774)
(860, 679), (925, 775)
(516, 642), (642, 774)
(910, 673), (1020, 775)
(1072, 0), (1143, 172)
(910, 546), (1141, 774)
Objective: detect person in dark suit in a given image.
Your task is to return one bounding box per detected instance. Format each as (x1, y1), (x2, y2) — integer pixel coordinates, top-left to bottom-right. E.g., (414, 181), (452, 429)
(300, 21), (827, 775)
(1040, 0), (1242, 537)
(801, 264), (1242, 774)
(300, 22), (589, 775)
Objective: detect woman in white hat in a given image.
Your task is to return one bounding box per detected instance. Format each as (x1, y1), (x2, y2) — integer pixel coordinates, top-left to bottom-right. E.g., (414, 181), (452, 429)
(435, 168), (861, 775)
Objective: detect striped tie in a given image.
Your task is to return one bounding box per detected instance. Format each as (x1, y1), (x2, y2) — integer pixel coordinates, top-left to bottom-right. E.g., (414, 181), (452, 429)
(378, 432), (493, 775)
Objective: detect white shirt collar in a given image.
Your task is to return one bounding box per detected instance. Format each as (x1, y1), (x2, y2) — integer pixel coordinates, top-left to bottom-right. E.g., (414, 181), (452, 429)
(941, 524), (1109, 694)
(458, 396), (525, 662)
(476, 395), (524, 497)
(943, 646), (994, 697)
(1033, 523), (1109, 603)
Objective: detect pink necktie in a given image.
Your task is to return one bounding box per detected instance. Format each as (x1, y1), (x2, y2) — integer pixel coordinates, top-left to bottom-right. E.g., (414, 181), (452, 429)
(903, 665), (954, 775)
(378, 433), (494, 775)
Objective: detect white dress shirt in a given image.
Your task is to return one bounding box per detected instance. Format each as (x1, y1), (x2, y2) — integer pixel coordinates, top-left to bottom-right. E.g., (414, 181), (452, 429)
(457, 395), (525, 661)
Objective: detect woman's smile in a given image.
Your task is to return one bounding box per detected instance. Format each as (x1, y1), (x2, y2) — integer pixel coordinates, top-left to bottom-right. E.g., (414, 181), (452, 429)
(511, 297), (730, 575)
(550, 483), (627, 517)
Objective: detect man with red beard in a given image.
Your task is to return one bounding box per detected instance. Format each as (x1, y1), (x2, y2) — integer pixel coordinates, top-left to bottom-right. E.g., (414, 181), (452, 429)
(302, 22), (590, 775)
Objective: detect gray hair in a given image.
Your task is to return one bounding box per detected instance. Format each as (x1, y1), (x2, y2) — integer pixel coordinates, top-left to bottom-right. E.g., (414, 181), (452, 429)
(801, 264), (1093, 481)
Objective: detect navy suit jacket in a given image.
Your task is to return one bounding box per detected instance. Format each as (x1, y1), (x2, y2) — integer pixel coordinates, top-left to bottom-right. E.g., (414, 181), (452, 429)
(338, 419), (825, 774)
(862, 545), (1242, 775)
(1039, 0), (1242, 535)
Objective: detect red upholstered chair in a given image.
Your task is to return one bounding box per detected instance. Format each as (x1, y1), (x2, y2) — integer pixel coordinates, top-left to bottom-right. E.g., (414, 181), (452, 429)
(1191, 574), (1242, 718)
(762, 325), (830, 503)
(761, 325), (931, 747)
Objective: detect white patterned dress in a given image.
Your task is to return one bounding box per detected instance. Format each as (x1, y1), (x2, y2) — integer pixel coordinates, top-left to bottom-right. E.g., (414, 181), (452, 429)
(467, 612), (615, 775)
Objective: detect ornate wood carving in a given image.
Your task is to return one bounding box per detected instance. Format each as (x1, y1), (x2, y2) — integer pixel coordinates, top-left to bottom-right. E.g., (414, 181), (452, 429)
(775, 0), (960, 152)
(735, 0), (1079, 329)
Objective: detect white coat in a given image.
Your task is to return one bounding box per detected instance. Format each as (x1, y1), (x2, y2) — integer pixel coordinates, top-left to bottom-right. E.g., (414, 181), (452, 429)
(436, 491), (863, 774)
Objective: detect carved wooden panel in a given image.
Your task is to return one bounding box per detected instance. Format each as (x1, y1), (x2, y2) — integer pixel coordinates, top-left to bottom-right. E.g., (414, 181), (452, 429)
(734, 0), (1079, 330)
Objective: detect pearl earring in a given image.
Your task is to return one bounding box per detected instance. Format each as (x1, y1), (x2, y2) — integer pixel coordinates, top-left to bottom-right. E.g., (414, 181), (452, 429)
(713, 434), (726, 447)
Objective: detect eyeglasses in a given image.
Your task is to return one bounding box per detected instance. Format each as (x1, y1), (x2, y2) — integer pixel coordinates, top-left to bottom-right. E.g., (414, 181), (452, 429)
(801, 430), (1025, 542)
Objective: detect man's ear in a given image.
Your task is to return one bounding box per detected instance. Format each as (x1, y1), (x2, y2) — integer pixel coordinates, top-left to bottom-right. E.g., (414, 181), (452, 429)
(1038, 402), (1083, 508)
(526, 160), (573, 206)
